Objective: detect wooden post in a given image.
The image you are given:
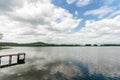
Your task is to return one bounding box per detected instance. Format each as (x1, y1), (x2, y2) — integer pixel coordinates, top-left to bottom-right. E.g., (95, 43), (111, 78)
(17, 54), (20, 63)
(0, 56), (1, 66)
(0, 53), (26, 68)
(9, 55), (12, 65)
(24, 54), (25, 61)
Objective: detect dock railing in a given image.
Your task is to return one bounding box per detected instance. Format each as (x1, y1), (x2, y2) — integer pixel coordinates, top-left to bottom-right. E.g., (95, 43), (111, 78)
(0, 53), (26, 68)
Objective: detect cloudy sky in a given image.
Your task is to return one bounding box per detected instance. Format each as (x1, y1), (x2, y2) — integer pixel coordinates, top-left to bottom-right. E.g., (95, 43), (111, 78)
(0, 0), (120, 44)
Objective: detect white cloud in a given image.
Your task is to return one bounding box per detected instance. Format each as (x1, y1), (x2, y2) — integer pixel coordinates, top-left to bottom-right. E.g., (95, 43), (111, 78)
(84, 6), (115, 18)
(1, 14), (120, 44)
(0, 0), (81, 43)
(76, 0), (90, 7)
(108, 10), (120, 18)
(44, 15), (120, 44)
(75, 11), (78, 16)
(0, 0), (120, 44)
(0, 0), (23, 12)
(79, 15), (120, 43)
(8, 0), (82, 32)
(66, 0), (76, 4)
(66, 0), (91, 7)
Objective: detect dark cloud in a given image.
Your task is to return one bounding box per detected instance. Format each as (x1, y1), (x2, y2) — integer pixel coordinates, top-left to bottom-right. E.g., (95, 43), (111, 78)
(11, 16), (51, 26)
(21, 31), (47, 36)
(0, 0), (23, 12)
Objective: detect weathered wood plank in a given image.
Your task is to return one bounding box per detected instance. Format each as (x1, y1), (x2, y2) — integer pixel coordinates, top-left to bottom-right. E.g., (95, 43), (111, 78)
(0, 56), (1, 66)
(0, 53), (25, 57)
(0, 53), (26, 68)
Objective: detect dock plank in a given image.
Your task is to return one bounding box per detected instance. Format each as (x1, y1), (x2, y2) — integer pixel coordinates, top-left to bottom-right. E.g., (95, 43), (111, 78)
(0, 53), (26, 68)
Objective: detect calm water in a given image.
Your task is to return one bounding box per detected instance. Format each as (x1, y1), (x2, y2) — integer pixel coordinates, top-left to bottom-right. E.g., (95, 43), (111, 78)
(0, 47), (120, 80)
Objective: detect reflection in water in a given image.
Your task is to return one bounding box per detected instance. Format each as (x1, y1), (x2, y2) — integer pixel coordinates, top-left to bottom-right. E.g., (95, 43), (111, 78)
(0, 47), (120, 80)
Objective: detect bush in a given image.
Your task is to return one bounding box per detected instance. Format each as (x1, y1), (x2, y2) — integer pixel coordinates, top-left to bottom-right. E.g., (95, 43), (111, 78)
(85, 44), (91, 46)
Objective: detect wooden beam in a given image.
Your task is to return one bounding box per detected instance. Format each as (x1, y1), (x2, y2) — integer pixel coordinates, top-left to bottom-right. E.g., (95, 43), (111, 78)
(0, 53), (25, 57)
(0, 56), (1, 66)
(0, 53), (26, 68)
(9, 55), (12, 65)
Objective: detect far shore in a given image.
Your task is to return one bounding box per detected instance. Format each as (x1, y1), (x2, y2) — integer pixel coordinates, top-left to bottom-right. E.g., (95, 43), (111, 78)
(0, 42), (120, 47)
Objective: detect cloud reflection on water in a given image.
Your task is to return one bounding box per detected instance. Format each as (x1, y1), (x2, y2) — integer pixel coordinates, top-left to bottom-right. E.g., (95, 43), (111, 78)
(0, 47), (120, 80)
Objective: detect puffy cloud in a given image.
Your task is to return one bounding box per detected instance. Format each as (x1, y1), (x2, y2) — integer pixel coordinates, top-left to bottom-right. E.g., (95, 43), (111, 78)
(8, 0), (81, 32)
(79, 15), (120, 43)
(84, 6), (115, 18)
(0, 0), (81, 43)
(1, 14), (120, 44)
(0, 0), (24, 14)
(0, 0), (120, 44)
(45, 15), (120, 44)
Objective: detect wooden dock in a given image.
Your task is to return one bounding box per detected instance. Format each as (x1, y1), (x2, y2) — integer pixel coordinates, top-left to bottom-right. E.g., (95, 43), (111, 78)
(0, 53), (26, 68)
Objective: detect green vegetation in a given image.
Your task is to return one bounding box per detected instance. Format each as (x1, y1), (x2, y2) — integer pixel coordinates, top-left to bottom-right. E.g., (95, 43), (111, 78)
(0, 42), (120, 47)
(0, 46), (2, 49)
(0, 42), (81, 47)
(93, 44), (98, 46)
(100, 44), (120, 46)
(85, 44), (92, 46)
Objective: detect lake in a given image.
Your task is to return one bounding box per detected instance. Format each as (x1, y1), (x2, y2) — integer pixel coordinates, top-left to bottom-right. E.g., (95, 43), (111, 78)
(0, 47), (120, 80)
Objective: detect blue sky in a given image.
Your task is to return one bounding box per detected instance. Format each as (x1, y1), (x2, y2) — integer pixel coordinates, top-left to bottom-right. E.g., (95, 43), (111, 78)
(52, 0), (120, 30)
(0, 0), (120, 44)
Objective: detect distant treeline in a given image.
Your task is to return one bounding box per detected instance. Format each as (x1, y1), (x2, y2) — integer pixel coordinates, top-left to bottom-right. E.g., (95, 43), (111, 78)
(0, 42), (120, 47)
(84, 44), (120, 46)
(0, 42), (80, 47)
(100, 44), (120, 46)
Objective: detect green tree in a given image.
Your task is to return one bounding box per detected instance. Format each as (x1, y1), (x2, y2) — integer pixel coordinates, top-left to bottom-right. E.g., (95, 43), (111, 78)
(85, 44), (91, 46)
(93, 44), (98, 46)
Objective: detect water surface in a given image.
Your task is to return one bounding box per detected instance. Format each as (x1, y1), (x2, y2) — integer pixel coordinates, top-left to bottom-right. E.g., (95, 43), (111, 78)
(0, 47), (120, 80)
